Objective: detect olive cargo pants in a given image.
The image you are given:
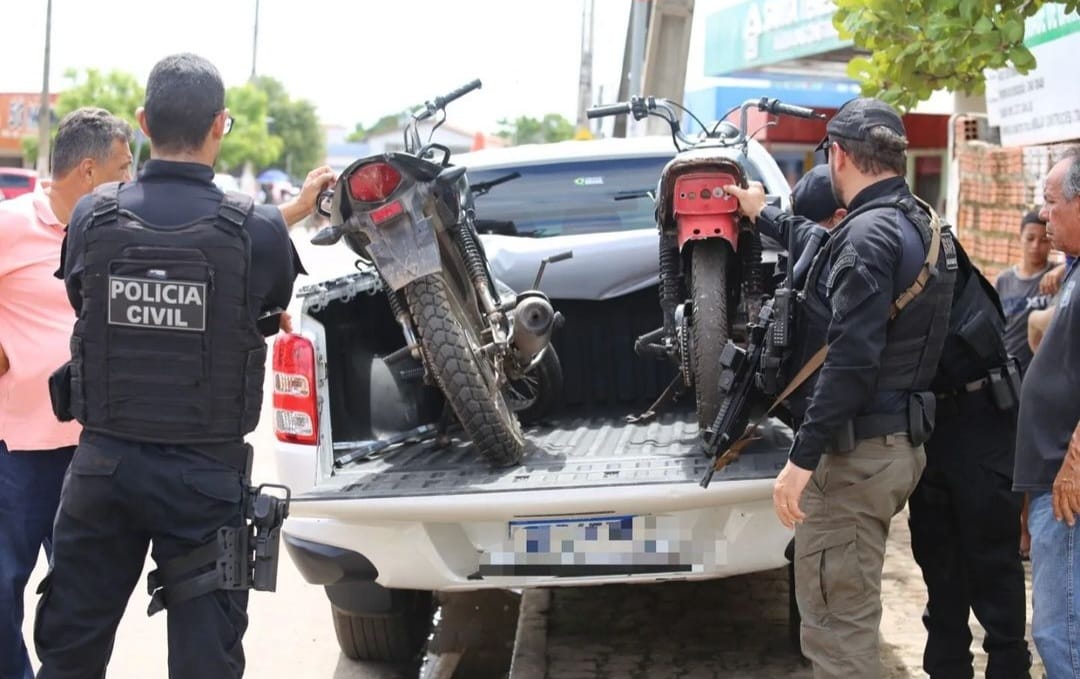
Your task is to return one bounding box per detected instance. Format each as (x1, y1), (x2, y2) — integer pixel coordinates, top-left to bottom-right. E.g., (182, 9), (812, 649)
(794, 434), (926, 679)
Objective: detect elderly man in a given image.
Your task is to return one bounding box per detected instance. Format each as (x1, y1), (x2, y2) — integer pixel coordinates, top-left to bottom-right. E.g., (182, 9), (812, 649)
(1015, 148), (1080, 679)
(0, 107), (133, 679)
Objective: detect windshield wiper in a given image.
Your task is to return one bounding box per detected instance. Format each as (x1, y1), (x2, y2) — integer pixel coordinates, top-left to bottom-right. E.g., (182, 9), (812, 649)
(613, 189), (655, 201)
(471, 171), (522, 198)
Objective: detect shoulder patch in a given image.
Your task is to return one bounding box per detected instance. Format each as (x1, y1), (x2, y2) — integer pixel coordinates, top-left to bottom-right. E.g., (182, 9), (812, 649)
(826, 242), (860, 296)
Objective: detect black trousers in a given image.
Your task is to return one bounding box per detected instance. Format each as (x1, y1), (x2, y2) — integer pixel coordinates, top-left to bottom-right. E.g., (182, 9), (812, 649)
(34, 433), (249, 679)
(908, 392), (1031, 679)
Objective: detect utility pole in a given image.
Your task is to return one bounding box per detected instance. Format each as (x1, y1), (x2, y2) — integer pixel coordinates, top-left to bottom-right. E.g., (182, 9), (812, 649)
(614, 0), (650, 138)
(576, 0), (595, 134)
(250, 0), (260, 82)
(36, 0), (52, 174)
(625, 0), (649, 136)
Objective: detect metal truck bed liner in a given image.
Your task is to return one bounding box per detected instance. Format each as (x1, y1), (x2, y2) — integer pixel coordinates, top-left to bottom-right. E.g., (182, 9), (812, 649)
(317, 410), (791, 499)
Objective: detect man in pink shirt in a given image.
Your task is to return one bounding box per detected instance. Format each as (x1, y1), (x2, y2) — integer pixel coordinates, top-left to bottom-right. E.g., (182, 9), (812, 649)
(0, 107), (132, 679)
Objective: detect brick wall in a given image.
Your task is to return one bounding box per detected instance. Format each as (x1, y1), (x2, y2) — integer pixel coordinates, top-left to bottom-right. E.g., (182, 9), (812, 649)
(953, 118), (1075, 281)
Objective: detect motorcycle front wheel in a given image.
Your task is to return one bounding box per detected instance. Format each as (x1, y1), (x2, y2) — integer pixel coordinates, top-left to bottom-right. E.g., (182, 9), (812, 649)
(689, 239), (732, 430)
(405, 273), (525, 467)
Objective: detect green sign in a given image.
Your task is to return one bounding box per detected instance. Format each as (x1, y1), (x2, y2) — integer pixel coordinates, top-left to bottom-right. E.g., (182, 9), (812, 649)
(704, 0), (852, 75)
(1024, 4), (1080, 48)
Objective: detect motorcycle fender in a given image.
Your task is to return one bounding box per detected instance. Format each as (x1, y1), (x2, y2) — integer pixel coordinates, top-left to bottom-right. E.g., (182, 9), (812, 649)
(359, 214), (442, 291)
(671, 173), (741, 252)
(675, 215), (739, 252)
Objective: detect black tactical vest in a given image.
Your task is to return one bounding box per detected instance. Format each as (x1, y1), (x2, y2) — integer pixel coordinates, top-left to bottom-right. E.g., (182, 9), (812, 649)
(785, 194), (956, 411)
(69, 182), (266, 443)
(930, 232), (1009, 391)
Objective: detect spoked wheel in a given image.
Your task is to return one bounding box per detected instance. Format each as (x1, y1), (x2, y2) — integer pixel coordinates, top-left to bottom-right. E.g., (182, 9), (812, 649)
(689, 239), (731, 430)
(504, 347), (563, 425)
(405, 273), (525, 467)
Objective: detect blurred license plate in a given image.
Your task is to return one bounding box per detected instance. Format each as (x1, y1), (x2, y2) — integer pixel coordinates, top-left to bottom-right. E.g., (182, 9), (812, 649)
(477, 514), (692, 576)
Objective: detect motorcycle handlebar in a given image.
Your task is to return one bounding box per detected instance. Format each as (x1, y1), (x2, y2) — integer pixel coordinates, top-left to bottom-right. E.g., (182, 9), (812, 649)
(434, 79), (482, 110)
(587, 102), (633, 119)
(757, 97), (825, 120)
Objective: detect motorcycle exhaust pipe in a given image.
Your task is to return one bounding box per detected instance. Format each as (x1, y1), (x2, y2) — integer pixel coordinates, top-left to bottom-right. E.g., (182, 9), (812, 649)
(510, 291), (557, 360)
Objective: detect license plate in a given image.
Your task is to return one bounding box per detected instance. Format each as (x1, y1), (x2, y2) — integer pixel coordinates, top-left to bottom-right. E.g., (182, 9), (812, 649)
(477, 514), (692, 577)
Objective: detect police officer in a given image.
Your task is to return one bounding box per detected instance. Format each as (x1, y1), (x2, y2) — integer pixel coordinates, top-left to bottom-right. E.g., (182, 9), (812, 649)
(908, 223), (1032, 677)
(34, 53), (330, 679)
(726, 98), (956, 679)
(745, 161), (1033, 677)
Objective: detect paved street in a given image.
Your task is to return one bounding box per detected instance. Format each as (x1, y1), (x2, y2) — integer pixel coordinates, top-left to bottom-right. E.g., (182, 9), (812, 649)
(20, 234), (1047, 678)
(543, 513), (1045, 679)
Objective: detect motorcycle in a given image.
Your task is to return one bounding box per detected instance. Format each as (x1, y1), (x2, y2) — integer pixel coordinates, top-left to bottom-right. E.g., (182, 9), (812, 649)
(586, 96), (824, 429)
(311, 80), (567, 467)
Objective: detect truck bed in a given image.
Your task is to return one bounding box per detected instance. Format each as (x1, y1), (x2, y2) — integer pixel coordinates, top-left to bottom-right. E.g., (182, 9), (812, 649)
(320, 408), (792, 499)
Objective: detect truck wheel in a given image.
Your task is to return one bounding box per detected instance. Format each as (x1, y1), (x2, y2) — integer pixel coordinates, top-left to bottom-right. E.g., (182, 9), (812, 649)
(690, 240), (731, 430)
(331, 590), (434, 663)
(405, 273), (525, 467)
(505, 347), (563, 425)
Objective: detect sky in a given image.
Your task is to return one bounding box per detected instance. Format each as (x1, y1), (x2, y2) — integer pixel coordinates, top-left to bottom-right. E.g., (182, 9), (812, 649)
(0, 0), (681, 135)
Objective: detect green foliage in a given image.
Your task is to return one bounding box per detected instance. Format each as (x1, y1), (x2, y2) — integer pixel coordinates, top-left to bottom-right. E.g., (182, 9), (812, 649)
(23, 68), (146, 166)
(833, 0), (1080, 110)
(251, 76), (324, 177)
(347, 106), (420, 142)
(495, 114), (576, 146)
(217, 83), (283, 173)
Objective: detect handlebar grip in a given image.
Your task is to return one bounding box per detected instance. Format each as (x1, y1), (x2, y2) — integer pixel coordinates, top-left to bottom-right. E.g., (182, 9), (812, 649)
(435, 79), (482, 109)
(586, 102), (632, 119)
(761, 98), (825, 120)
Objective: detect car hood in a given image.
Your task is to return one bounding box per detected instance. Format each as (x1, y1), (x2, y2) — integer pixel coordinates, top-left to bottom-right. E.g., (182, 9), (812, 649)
(480, 230), (661, 301)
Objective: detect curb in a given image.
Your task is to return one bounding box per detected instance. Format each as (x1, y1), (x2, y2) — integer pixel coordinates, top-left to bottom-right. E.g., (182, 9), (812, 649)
(508, 588), (551, 679)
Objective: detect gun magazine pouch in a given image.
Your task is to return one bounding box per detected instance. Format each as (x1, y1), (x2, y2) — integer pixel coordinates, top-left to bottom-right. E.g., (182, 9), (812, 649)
(48, 362), (74, 423)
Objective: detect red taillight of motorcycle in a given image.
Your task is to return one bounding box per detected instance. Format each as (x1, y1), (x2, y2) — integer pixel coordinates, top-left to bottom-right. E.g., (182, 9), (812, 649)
(272, 334), (319, 445)
(347, 162), (402, 202)
(370, 200), (404, 225)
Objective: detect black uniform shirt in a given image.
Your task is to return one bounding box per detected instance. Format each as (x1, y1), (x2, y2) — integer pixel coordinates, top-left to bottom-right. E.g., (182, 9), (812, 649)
(61, 159), (305, 333)
(1015, 261), (1080, 492)
(756, 206), (820, 261)
(790, 177), (925, 470)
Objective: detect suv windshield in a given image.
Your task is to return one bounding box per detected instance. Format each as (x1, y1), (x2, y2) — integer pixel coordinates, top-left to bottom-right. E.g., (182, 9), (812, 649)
(469, 156), (671, 238)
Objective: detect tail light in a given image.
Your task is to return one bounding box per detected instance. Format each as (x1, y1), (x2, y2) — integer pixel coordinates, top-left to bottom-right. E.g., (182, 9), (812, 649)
(348, 162), (402, 202)
(273, 334), (319, 445)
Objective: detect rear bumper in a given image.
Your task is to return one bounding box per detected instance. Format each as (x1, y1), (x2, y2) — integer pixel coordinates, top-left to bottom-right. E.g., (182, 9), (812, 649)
(283, 533), (378, 586)
(282, 480), (793, 591)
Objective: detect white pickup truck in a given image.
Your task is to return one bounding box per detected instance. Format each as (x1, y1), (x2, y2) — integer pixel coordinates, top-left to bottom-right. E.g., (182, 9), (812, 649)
(272, 137), (797, 662)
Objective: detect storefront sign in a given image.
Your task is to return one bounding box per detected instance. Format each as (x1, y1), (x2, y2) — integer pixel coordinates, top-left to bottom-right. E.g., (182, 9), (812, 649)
(985, 6), (1080, 147)
(704, 0), (851, 75)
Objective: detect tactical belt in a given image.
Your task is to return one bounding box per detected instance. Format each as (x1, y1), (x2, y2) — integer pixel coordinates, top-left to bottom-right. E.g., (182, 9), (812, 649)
(708, 198), (946, 473)
(937, 375), (991, 398)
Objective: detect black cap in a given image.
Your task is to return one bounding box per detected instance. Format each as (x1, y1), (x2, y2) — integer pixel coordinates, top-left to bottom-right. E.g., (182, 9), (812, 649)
(815, 97), (906, 152)
(791, 164), (840, 223)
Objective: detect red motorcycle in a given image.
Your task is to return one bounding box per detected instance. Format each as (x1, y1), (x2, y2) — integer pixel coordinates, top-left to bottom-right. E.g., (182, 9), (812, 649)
(587, 96), (823, 428)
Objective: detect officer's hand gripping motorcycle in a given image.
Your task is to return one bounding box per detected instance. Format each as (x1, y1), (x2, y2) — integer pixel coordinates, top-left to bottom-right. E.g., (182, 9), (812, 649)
(311, 80), (568, 467)
(586, 96), (823, 430)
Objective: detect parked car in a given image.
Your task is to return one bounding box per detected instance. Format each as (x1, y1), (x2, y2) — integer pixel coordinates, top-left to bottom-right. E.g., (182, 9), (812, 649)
(0, 168), (38, 199)
(273, 135), (799, 663)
